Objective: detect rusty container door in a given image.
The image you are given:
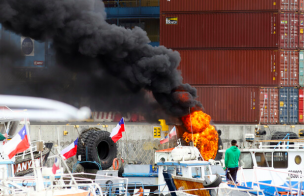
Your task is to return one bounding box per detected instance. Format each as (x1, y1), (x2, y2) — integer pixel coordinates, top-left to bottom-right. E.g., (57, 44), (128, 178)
(301, 0), (304, 11)
(259, 87), (279, 124)
(299, 14), (304, 49)
(280, 0), (299, 11)
(195, 86), (259, 124)
(160, 0), (298, 12)
(160, 13), (278, 49)
(279, 13), (299, 49)
(178, 49), (279, 86)
(279, 50), (299, 86)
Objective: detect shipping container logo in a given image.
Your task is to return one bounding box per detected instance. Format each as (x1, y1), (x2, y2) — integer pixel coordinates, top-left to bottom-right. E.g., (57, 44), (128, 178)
(166, 17), (178, 25)
(21, 37), (34, 56)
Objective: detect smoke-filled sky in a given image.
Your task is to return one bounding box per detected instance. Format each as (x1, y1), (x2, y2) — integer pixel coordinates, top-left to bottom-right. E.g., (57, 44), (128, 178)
(0, 0), (202, 121)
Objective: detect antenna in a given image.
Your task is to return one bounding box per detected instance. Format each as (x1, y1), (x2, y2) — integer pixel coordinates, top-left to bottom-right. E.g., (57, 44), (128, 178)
(189, 107), (194, 146)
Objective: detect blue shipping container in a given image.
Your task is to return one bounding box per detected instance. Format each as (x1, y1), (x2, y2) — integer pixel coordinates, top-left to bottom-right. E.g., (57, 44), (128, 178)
(0, 25), (47, 68)
(300, 51), (304, 87)
(279, 87), (299, 124)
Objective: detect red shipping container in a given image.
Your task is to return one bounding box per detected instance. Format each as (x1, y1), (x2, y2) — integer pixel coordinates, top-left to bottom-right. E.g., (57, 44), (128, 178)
(160, 0), (301, 13)
(279, 50), (299, 86)
(299, 88), (304, 123)
(177, 49), (299, 86)
(160, 13), (299, 49)
(194, 86), (259, 123)
(178, 50), (278, 86)
(259, 87), (279, 124)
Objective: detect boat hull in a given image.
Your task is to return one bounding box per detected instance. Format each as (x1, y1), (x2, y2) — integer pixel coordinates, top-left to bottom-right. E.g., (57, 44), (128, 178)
(172, 176), (210, 196)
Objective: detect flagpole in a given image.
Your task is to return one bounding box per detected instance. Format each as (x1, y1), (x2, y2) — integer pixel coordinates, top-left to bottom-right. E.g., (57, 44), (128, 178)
(24, 117), (39, 188)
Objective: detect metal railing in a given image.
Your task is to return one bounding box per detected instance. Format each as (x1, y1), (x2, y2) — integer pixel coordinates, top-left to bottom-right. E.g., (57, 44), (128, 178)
(104, 0), (159, 7)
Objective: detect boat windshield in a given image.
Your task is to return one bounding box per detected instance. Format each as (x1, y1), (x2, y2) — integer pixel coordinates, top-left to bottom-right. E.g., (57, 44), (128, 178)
(240, 152), (253, 169)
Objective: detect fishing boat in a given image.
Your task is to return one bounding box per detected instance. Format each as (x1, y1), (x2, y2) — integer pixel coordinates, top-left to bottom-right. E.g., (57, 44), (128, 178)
(219, 132), (304, 196)
(0, 95), (129, 196)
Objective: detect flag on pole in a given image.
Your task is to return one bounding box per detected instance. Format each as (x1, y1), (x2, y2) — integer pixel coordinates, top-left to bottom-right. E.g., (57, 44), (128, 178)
(110, 118), (125, 143)
(52, 157), (60, 174)
(3, 125), (30, 159)
(61, 138), (78, 160)
(169, 126), (177, 138)
(160, 134), (169, 144)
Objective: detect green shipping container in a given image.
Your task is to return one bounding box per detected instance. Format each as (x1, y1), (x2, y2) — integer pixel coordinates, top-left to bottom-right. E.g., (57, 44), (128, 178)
(300, 51), (304, 87)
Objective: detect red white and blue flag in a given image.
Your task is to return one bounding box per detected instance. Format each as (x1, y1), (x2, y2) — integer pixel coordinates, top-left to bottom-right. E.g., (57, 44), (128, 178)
(52, 157), (60, 174)
(160, 134), (169, 144)
(4, 126), (30, 159)
(110, 118), (125, 143)
(169, 126), (177, 138)
(61, 138), (78, 160)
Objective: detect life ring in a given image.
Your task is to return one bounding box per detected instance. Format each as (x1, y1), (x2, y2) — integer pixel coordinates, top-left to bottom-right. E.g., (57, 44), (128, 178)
(113, 158), (119, 170)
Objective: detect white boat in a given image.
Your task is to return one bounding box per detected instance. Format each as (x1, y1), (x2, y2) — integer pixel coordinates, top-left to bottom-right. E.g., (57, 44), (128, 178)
(0, 95), (129, 196)
(219, 133), (304, 196)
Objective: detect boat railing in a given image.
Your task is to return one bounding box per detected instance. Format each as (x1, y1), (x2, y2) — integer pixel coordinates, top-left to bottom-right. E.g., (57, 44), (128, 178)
(256, 139), (304, 150)
(252, 166), (304, 196)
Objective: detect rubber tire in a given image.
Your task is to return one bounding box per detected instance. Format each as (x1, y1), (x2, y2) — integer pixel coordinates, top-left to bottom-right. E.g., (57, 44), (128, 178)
(270, 131), (299, 149)
(203, 174), (222, 188)
(214, 136), (223, 160)
(77, 128), (96, 162)
(77, 129), (117, 170)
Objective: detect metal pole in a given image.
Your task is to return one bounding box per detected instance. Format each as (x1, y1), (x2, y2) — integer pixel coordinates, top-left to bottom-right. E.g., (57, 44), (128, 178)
(56, 147), (78, 185)
(39, 127), (43, 167)
(189, 107), (193, 146)
(24, 118), (38, 187)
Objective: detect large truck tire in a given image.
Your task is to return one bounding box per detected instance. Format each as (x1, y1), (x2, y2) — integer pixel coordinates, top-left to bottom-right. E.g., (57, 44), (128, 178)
(77, 128), (117, 170)
(270, 131), (299, 149)
(77, 128), (95, 162)
(203, 174), (222, 188)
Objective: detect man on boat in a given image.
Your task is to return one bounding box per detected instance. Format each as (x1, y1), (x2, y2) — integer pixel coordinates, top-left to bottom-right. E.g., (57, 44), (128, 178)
(224, 140), (241, 183)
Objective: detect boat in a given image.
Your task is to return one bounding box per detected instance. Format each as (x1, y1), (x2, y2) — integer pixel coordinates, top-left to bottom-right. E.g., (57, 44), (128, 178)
(0, 95), (129, 196)
(219, 132), (304, 196)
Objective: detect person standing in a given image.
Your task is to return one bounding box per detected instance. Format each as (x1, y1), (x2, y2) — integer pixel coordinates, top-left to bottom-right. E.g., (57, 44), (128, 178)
(224, 140), (241, 183)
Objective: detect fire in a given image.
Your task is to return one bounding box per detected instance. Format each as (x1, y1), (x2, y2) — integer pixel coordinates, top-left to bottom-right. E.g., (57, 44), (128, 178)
(181, 111), (211, 133)
(182, 110), (219, 161)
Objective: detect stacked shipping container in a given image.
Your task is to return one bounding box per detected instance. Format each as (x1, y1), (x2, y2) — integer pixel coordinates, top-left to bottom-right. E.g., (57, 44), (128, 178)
(160, 0), (304, 124)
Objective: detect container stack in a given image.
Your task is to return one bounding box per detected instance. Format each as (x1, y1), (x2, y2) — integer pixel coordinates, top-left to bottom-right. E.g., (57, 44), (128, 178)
(160, 0), (304, 124)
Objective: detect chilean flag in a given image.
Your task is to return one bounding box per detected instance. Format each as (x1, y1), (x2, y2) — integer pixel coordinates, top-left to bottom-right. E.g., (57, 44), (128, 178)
(160, 134), (169, 144)
(4, 126), (30, 159)
(110, 118), (125, 143)
(52, 157), (60, 174)
(61, 138), (78, 160)
(169, 126), (177, 138)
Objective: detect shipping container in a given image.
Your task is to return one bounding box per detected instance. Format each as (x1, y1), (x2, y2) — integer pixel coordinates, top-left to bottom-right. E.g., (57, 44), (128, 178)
(279, 50), (299, 86)
(259, 87), (279, 124)
(194, 86), (259, 124)
(300, 51), (304, 86)
(299, 88), (304, 123)
(279, 87), (299, 124)
(299, 14), (304, 49)
(160, 13), (299, 50)
(160, 0), (301, 13)
(0, 26), (47, 68)
(178, 49), (298, 86)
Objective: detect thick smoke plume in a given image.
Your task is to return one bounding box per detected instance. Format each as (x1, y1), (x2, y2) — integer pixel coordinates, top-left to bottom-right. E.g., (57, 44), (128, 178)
(0, 0), (202, 120)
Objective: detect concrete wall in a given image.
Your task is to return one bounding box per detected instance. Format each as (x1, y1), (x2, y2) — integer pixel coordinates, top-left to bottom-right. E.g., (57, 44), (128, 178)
(19, 123), (304, 169)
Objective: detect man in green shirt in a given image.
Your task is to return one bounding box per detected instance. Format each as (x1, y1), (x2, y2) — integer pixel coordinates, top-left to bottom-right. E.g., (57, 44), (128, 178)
(225, 140), (241, 183)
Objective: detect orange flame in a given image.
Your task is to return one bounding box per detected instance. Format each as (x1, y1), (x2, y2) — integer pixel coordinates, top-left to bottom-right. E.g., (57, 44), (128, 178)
(181, 111), (218, 161)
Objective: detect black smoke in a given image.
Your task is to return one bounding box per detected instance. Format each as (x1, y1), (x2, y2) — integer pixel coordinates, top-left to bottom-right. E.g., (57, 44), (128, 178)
(0, 0), (202, 121)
